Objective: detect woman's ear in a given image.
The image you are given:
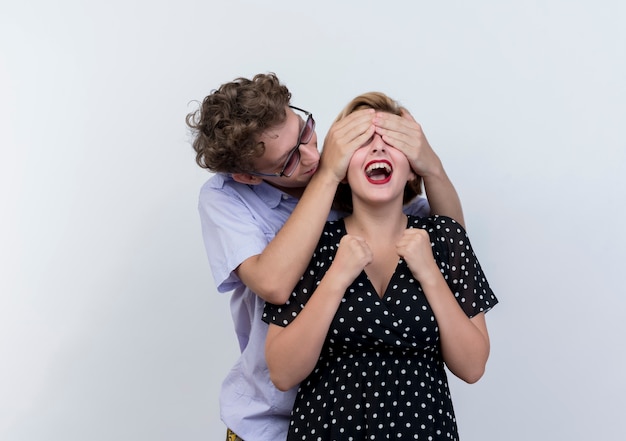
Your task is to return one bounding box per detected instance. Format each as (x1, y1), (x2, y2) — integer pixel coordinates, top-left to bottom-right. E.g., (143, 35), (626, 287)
(231, 173), (263, 185)
(407, 170), (418, 183)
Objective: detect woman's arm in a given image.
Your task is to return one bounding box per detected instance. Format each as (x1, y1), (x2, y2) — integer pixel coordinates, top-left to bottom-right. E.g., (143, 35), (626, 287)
(418, 276), (490, 384)
(396, 228), (490, 383)
(265, 235), (372, 391)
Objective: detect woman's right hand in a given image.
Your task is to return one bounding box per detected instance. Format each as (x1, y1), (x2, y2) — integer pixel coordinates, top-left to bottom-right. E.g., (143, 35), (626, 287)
(326, 234), (372, 289)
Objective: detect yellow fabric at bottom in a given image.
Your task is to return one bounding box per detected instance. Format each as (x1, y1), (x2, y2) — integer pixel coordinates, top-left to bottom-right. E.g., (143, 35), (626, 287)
(226, 428), (243, 441)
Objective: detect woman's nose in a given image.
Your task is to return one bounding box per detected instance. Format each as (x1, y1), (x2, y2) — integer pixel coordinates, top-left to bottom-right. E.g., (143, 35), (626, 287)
(369, 134), (386, 153)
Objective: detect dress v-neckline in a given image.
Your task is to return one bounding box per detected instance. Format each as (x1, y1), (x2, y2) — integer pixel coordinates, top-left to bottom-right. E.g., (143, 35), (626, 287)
(362, 263), (401, 299)
(339, 217), (409, 300)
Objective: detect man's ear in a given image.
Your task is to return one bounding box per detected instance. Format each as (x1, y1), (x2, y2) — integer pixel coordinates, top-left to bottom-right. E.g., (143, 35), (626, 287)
(231, 173), (263, 185)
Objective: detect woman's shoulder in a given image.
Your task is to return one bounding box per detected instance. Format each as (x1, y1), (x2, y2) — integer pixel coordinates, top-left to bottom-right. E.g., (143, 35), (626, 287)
(408, 214), (464, 231)
(324, 218), (347, 235)
(408, 215), (469, 244)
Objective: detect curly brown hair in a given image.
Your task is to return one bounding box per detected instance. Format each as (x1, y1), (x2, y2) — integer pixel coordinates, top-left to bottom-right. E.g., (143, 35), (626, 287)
(333, 92), (423, 213)
(185, 73), (292, 173)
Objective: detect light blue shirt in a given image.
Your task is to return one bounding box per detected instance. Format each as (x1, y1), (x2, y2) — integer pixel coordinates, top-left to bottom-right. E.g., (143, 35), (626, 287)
(198, 173), (429, 440)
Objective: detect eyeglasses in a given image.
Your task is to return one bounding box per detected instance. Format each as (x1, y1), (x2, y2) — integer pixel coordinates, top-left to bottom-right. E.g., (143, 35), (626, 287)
(248, 106), (315, 178)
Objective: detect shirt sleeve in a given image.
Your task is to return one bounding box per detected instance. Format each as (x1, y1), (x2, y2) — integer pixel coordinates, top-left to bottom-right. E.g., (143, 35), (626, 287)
(430, 216), (498, 317)
(403, 196), (430, 217)
(198, 182), (270, 293)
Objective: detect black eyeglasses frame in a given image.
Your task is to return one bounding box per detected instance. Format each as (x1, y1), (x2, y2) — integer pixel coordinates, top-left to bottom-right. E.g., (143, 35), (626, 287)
(247, 105), (315, 178)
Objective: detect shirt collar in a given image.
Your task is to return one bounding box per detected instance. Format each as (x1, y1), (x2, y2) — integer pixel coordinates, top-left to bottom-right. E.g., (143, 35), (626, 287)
(250, 179), (293, 209)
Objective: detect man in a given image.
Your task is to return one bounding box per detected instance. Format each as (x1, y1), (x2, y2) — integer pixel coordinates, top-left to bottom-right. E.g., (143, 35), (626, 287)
(186, 73), (464, 440)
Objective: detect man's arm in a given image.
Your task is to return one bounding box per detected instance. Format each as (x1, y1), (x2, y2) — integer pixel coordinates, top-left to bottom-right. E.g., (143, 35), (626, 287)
(420, 156), (464, 227)
(236, 109), (376, 305)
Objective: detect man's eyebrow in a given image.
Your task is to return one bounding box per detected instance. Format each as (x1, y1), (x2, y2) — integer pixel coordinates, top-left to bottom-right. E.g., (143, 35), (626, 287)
(271, 116), (303, 165)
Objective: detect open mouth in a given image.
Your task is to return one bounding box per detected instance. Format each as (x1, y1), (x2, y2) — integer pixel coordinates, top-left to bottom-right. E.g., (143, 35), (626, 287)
(365, 160), (392, 184)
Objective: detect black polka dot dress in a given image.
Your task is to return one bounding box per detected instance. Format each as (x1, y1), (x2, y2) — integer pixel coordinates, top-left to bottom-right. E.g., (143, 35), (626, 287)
(263, 215), (498, 440)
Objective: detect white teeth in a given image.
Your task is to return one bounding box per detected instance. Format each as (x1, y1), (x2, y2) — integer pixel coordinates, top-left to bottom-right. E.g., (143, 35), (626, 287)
(365, 162), (391, 175)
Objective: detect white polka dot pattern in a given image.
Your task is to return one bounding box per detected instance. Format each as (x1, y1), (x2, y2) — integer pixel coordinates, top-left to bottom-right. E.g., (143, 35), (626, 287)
(263, 215), (498, 440)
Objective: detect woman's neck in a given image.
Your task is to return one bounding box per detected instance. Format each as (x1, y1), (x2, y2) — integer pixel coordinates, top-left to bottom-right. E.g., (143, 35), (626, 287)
(344, 200), (407, 243)
(344, 200), (407, 298)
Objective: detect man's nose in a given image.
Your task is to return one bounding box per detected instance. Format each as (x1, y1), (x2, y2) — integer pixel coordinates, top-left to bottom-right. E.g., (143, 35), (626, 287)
(300, 138), (320, 161)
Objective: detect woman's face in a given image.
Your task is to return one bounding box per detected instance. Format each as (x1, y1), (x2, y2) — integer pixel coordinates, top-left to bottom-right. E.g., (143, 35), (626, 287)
(346, 129), (413, 205)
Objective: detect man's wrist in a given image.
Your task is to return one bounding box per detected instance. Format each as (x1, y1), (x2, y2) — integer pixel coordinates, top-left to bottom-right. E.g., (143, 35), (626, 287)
(313, 164), (344, 185)
(417, 155), (445, 181)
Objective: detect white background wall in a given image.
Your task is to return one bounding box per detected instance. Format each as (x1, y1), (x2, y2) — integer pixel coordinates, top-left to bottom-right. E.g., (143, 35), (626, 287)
(1, 1), (625, 440)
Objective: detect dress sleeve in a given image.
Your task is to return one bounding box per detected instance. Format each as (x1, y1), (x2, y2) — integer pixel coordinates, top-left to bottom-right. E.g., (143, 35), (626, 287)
(263, 222), (339, 326)
(262, 252), (321, 327)
(431, 216), (498, 318)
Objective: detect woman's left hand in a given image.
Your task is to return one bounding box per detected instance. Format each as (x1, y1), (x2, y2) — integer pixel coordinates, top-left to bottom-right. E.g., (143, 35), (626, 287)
(395, 229), (440, 284)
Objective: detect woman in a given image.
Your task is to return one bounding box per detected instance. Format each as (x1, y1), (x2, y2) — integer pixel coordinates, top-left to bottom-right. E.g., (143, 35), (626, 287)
(263, 92), (498, 440)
